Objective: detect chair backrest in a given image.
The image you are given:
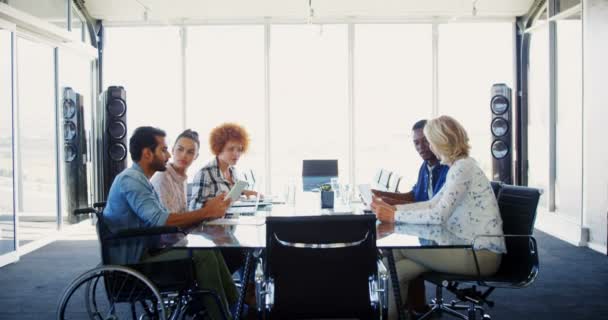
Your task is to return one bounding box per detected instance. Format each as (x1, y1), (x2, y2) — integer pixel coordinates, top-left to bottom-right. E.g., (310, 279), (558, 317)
(388, 173), (402, 192)
(265, 214), (377, 319)
(302, 159), (338, 191)
(493, 184), (541, 287)
(377, 169), (392, 191)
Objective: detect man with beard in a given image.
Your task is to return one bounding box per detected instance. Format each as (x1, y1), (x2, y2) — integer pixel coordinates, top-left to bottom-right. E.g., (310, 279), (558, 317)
(103, 126), (231, 266)
(373, 119), (449, 318)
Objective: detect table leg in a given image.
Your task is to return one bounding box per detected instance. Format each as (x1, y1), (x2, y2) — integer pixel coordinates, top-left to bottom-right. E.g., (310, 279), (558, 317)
(386, 249), (407, 320)
(235, 249), (253, 319)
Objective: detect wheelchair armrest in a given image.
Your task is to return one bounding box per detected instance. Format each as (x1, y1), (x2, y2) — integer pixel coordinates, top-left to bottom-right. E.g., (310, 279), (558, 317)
(73, 207), (97, 216)
(105, 226), (186, 241)
(93, 201), (107, 209)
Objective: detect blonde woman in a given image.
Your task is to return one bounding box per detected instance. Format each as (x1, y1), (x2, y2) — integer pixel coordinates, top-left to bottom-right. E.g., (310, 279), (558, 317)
(371, 116), (506, 319)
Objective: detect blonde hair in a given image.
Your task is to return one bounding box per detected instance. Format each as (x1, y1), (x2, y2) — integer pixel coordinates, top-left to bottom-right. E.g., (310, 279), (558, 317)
(423, 115), (470, 164)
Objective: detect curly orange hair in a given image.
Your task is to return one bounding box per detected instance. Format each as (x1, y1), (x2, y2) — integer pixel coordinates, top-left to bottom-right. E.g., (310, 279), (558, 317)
(209, 123), (250, 155)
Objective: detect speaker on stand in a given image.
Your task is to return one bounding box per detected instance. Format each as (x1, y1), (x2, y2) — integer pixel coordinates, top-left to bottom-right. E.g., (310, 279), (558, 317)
(63, 87), (88, 223)
(490, 83), (513, 184)
(99, 86), (128, 200)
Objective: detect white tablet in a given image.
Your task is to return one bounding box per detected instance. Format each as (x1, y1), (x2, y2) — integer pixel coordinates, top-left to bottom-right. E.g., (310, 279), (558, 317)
(225, 180), (249, 202)
(358, 184), (373, 206)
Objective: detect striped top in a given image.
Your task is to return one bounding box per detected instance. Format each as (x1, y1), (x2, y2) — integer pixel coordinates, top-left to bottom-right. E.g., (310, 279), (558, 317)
(188, 157), (240, 210)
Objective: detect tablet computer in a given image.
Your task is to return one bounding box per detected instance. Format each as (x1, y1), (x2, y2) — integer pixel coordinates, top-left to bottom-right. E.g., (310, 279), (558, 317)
(225, 180), (249, 202)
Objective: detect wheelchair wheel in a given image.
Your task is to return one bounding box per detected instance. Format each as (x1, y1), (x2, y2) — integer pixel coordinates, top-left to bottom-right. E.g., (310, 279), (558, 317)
(57, 265), (167, 320)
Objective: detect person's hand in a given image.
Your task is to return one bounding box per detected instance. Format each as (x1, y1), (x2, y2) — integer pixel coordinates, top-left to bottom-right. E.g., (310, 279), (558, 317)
(243, 190), (261, 198)
(204, 193), (232, 219)
(376, 222), (395, 238)
(371, 196), (397, 223)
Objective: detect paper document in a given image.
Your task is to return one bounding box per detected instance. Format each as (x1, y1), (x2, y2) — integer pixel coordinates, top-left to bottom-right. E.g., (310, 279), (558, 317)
(358, 184), (373, 206)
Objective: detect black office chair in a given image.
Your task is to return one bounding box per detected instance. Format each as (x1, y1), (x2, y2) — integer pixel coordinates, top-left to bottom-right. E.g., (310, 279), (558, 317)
(255, 215), (389, 319)
(419, 184), (541, 320)
(57, 202), (228, 320)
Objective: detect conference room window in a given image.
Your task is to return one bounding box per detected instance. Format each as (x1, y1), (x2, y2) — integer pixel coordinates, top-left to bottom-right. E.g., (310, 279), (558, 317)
(0, 30), (15, 255)
(185, 26), (265, 181)
(15, 37), (58, 244)
(438, 22), (515, 177)
(104, 26), (183, 165)
(554, 11), (583, 220)
(527, 26), (550, 209)
(353, 24), (433, 189)
(269, 24), (349, 194)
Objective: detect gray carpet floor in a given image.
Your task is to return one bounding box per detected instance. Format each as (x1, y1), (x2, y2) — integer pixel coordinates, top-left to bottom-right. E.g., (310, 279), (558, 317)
(0, 230), (606, 319)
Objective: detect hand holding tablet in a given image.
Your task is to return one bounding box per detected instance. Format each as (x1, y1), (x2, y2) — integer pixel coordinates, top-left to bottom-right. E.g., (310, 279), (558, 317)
(225, 180), (249, 201)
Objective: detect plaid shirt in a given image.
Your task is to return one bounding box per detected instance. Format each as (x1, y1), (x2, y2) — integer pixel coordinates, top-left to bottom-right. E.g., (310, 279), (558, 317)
(188, 157), (241, 210)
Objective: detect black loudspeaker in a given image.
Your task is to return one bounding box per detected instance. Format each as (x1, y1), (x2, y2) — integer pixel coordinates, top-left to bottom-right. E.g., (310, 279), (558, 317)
(63, 87), (88, 222)
(490, 83), (513, 184)
(101, 86), (128, 198)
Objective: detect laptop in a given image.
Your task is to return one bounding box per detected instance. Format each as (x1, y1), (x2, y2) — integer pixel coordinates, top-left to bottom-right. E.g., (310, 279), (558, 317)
(225, 194), (261, 218)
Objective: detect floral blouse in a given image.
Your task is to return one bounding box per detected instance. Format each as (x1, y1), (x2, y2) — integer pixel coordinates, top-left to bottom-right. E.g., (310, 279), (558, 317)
(150, 164), (188, 213)
(394, 157), (506, 254)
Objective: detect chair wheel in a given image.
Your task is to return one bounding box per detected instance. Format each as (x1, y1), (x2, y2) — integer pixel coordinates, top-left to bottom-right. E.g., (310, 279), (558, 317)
(482, 314), (491, 319)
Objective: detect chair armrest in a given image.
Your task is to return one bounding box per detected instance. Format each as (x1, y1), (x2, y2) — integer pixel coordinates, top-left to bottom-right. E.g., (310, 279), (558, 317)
(73, 207), (97, 216)
(105, 226), (186, 241)
(93, 201), (107, 209)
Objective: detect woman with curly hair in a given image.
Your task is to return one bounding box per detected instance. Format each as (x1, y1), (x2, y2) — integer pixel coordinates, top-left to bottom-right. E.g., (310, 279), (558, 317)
(188, 123), (258, 211)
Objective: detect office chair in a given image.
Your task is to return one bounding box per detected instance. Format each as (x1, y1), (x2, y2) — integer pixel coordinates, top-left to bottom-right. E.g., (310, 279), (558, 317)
(255, 215), (389, 319)
(58, 202), (228, 320)
(418, 184), (541, 320)
(388, 173), (402, 193)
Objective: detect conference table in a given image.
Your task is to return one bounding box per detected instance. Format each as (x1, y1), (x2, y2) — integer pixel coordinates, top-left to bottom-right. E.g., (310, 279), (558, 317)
(171, 192), (472, 319)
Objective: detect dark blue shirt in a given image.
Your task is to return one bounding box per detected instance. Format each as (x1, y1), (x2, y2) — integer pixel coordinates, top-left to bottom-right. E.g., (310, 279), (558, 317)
(411, 161), (449, 202)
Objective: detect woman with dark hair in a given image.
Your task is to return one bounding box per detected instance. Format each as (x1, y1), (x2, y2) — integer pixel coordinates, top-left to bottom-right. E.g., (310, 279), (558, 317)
(151, 129), (238, 320)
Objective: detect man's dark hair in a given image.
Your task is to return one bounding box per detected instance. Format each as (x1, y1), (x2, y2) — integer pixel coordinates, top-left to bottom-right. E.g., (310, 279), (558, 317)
(412, 119), (427, 131)
(129, 126), (166, 162)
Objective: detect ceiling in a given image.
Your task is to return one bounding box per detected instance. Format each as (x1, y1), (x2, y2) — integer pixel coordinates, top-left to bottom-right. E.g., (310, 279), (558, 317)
(84, 0), (535, 24)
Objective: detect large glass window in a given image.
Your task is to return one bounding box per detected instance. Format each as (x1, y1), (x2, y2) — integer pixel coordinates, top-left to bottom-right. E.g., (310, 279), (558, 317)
(527, 27), (550, 209)
(104, 27), (182, 165)
(438, 23), (515, 176)
(354, 24), (433, 189)
(0, 31), (15, 256)
(269, 25), (349, 194)
(554, 17), (582, 220)
(185, 26), (265, 181)
(16, 37), (58, 245)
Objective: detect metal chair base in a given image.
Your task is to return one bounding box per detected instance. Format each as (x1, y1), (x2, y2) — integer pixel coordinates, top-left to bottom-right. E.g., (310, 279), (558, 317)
(416, 284), (490, 320)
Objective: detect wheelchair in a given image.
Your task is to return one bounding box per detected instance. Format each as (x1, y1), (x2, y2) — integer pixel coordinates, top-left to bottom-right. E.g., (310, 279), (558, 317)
(57, 202), (228, 320)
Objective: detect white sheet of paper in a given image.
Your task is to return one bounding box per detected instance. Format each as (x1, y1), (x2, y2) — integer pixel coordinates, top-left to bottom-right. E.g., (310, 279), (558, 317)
(358, 184), (373, 206)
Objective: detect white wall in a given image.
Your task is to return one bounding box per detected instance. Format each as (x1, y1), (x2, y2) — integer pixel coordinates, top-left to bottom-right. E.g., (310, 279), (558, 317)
(583, 0), (608, 253)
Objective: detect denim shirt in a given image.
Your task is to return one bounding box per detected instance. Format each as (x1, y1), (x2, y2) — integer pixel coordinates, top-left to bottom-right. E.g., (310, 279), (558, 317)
(103, 163), (169, 264)
(411, 161), (449, 202)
